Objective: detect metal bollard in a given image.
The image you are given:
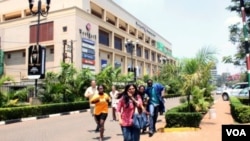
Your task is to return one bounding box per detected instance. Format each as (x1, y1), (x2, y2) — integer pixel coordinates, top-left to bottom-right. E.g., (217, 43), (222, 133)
(209, 108), (216, 119)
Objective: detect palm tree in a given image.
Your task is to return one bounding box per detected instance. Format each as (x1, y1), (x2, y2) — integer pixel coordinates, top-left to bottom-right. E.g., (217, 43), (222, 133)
(158, 63), (183, 95)
(181, 46), (217, 111)
(39, 72), (64, 103)
(95, 65), (122, 92)
(74, 68), (94, 100)
(57, 62), (77, 102)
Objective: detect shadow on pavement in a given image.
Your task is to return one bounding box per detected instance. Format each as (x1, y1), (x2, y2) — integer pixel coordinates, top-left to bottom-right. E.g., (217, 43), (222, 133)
(93, 136), (111, 140)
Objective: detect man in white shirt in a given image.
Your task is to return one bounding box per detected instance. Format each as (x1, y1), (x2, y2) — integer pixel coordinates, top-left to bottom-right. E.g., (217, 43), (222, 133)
(84, 80), (99, 132)
(109, 85), (119, 121)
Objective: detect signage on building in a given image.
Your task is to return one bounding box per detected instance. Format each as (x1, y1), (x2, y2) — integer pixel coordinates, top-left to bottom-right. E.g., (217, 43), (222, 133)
(27, 45), (46, 79)
(156, 41), (172, 56)
(79, 23), (97, 40)
(101, 59), (107, 70)
(82, 64), (95, 70)
(82, 47), (95, 55)
(82, 58), (95, 65)
(82, 38), (95, 45)
(81, 33), (96, 70)
(82, 42), (95, 49)
(135, 21), (156, 37)
(82, 52), (95, 60)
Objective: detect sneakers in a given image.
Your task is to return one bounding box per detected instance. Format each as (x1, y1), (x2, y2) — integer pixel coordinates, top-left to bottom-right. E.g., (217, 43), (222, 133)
(149, 131), (154, 137)
(141, 128), (146, 134)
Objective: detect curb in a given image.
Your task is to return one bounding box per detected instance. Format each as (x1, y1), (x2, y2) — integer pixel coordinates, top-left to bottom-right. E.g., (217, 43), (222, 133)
(0, 109), (90, 126)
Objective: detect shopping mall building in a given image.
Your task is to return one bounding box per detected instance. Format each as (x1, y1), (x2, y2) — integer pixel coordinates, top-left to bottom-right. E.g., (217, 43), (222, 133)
(0, 0), (175, 83)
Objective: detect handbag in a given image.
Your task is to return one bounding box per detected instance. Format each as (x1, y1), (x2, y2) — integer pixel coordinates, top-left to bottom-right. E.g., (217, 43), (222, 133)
(132, 110), (149, 129)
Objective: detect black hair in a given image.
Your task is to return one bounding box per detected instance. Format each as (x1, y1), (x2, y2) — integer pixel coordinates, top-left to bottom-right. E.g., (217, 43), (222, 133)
(147, 79), (153, 83)
(119, 84), (138, 108)
(97, 84), (105, 90)
(138, 85), (145, 90)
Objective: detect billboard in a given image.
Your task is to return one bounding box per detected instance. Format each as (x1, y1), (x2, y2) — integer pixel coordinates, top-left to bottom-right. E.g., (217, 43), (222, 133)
(27, 45), (46, 79)
(81, 38), (95, 72)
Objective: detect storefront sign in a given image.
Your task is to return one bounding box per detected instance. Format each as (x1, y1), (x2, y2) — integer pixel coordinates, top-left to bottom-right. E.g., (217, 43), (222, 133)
(82, 64), (95, 70)
(135, 21), (156, 37)
(82, 42), (95, 49)
(82, 58), (95, 65)
(82, 47), (95, 55)
(82, 52), (95, 60)
(79, 23), (97, 40)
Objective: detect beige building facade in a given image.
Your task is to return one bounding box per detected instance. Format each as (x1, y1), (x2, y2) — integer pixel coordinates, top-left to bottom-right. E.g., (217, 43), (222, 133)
(0, 0), (175, 82)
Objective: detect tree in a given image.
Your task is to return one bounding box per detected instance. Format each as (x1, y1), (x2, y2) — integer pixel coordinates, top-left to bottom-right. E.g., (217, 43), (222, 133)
(181, 46), (217, 111)
(95, 65), (121, 92)
(158, 63), (183, 95)
(74, 68), (94, 100)
(224, 0), (250, 67)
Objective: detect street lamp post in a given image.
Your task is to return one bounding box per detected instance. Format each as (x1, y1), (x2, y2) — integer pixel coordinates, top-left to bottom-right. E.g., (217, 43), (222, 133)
(238, 0), (250, 105)
(28, 0), (50, 97)
(125, 40), (137, 82)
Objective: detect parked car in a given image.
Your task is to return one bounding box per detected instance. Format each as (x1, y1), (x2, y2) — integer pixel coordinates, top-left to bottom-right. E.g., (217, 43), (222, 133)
(215, 87), (223, 95)
(222, 82), (249, 101)
(237, 87), (250, 99)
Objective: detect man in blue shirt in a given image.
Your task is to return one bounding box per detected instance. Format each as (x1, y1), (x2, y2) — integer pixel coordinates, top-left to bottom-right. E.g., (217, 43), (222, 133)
(145, 79), (165, 137)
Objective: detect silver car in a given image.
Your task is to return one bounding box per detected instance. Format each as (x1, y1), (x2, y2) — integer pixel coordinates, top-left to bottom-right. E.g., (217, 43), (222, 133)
(237, 87), (250, 98)
(215, 87), (223, 95)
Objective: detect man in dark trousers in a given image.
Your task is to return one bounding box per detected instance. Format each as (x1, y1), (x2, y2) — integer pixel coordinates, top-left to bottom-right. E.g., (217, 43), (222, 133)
(145, 79), (165, 137)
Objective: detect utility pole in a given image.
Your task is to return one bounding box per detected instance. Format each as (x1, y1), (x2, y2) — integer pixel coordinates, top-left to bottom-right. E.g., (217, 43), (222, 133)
(28, 0), (50, 98)
(239, 0), (250, 105)
(125, 40), (137, 83)
(70, 40), (73, 63)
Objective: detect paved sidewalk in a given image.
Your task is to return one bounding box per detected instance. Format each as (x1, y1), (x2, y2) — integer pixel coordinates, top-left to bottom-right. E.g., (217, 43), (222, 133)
(140, 96), (235, 141)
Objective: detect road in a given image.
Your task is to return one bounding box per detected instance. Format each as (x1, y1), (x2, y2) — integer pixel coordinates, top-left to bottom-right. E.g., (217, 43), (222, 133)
(0, 95), (220, 141)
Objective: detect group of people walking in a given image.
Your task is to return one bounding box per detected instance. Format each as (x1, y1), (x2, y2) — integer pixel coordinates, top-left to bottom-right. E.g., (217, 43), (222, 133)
(84, 79), (165, 141)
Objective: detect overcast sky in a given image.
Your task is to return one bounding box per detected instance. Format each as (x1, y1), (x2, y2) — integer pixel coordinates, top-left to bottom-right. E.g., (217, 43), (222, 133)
(113, 0), (243, 75)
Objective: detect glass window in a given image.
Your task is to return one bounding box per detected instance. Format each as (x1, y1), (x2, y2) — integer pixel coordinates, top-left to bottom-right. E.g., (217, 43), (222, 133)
(151, 52), (155, 61)
(136, 46), (141, 57)
(114, 36), (122, 51)
(99, 30), (109, 46)
(145, 49), (149, 59)
(157, 54), (161, 63)
(30, 21), (54, 43)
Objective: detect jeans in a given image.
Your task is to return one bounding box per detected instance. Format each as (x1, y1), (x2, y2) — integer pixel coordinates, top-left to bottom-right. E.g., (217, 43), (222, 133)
(148, 104), (159, 133)
(121, 126), (140, 141)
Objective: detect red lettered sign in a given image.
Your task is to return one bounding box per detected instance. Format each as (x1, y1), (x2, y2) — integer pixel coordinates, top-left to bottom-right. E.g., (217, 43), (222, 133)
(82, 58), (95, 65)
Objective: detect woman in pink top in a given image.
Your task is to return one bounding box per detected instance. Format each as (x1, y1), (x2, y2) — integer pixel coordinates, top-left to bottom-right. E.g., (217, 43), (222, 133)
(117, 84), (142, 141)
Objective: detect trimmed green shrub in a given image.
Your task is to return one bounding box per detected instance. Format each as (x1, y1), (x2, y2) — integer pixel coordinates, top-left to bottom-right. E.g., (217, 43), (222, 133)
(230, 96), (250, 123)
(165, 103), (202, 128)
(0, 101), (89, 121)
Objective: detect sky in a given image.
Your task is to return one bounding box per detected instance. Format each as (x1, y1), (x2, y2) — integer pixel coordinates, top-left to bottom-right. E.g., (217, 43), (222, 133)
(112, 0), (243, 75)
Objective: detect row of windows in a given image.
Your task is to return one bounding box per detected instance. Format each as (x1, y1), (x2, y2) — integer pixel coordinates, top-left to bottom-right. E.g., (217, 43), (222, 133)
(90, 3), (157, 48)
(6, 48), (54, 59)
(99, 29), (162, 63)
